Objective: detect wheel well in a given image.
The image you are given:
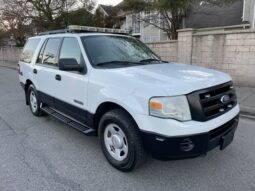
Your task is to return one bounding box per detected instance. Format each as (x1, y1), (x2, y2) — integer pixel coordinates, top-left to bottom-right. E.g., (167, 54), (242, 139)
(25, 80), (33, 105)
(93, 102), (138, 131)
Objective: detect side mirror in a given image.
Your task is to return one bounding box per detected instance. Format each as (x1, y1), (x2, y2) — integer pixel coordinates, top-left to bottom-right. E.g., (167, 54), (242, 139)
(59, 58), (84, 72)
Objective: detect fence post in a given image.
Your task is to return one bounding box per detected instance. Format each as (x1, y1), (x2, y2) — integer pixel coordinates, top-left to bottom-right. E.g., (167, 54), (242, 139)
(177, 28), (195, 65)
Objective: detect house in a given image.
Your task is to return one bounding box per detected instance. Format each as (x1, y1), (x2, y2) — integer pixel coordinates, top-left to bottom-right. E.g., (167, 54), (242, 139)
(184, 0), (249, 29)
(119, 0), (255, 43)
(95, 4), (125, 29)
(120, 12), (169, 43)
(243, 0), (255, 28)
(96, 4), (115, 17)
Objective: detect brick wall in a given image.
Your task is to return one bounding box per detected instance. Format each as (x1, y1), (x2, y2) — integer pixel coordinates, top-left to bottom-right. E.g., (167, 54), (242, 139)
(147, 28), (255, 87)
(146, 40), (178, 62)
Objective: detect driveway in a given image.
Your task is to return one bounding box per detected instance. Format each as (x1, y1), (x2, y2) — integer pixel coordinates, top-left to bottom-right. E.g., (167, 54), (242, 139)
(0, 67), (255, 191)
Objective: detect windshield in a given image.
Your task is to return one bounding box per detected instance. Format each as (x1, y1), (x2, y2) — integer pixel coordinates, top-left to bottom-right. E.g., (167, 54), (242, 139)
(81, 35), (161, 67)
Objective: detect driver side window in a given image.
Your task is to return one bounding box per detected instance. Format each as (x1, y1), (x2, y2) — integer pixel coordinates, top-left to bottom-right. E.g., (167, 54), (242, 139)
(59, 37), (85, 67)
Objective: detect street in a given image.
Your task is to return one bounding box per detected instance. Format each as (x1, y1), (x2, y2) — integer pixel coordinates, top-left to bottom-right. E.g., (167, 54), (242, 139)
(0, 67), (255, 191)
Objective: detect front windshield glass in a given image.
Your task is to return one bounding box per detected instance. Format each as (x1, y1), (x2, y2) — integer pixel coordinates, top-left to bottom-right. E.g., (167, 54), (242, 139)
(81, 35), (161, 67)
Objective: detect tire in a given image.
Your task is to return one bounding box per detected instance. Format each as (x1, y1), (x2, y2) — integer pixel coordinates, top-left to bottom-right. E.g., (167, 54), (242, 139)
(27, 84), (43, 116)
(99, 109), (146, 172)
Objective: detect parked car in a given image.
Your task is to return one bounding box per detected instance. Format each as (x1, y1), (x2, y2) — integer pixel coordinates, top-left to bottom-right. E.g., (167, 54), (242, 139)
(18, 26), (239, 172)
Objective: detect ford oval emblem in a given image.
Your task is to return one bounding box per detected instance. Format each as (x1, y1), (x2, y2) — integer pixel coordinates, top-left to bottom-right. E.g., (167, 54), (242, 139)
(221, 95), (230, 104)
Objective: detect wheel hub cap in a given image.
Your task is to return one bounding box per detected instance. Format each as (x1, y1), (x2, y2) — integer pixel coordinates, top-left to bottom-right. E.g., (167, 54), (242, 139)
(104, 124), (128, 161)
(112, 135), (123, 149)
(30, 91), (37, 112)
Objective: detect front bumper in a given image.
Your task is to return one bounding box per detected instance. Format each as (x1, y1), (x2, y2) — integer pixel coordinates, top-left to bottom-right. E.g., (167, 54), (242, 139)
(140, 115), (239, 160)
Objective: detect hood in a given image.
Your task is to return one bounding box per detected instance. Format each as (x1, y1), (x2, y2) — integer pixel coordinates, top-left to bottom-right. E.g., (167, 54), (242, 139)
(95, 63), (232, 96)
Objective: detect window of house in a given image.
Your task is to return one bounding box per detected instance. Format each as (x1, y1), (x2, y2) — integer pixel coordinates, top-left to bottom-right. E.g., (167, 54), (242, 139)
(20, 39), (40, 63)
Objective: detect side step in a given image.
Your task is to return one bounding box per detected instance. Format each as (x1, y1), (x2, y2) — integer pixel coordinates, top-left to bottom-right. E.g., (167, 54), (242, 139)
(41, 106), (96, 136)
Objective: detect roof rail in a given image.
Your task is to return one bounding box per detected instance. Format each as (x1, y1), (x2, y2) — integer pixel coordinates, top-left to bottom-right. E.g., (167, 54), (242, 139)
(38, 29), (71, 36)
(38, 25), (130, 36)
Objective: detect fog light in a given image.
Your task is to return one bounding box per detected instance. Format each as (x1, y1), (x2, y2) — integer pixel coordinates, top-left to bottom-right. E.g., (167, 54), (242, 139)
(180, 138), (194, 152)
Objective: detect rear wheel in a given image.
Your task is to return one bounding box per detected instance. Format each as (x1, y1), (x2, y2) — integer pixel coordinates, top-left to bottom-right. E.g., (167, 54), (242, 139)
(27, 84), (42, 116)
(99, 109), (146, 172)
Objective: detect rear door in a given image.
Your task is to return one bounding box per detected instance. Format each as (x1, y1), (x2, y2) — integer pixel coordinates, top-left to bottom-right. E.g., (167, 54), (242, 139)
(33, 37), (63, 107)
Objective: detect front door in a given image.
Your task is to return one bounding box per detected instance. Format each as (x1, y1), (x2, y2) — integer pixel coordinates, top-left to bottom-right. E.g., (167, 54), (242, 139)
(53, 37), (89, 124)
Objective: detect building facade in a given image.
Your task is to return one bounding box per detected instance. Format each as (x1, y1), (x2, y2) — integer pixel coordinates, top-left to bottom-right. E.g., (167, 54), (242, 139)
(120, 0), (255, 43)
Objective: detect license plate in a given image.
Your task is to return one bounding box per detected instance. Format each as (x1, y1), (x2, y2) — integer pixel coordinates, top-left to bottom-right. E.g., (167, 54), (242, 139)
(220, 128), (236, 150)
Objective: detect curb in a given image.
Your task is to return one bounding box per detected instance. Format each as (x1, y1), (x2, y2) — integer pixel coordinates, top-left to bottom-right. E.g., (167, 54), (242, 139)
(0, 64), (16, 70)
(240, 105), (255, 119)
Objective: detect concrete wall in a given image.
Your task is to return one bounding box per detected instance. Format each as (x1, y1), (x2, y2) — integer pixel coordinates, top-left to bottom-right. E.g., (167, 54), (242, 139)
(146, 40), (178, 62)
(0, 47), (22, 63)
(147, 28), (255, 87)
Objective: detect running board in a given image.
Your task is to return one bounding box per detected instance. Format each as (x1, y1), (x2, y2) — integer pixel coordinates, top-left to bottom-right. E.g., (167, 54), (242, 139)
(41, 106), (96, 136)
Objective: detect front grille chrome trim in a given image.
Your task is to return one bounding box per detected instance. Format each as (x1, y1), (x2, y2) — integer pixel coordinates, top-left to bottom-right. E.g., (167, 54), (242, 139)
(187, 81), (238, 122)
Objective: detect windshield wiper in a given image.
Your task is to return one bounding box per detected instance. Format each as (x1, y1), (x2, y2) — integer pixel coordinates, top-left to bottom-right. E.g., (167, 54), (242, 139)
(139, 58), (162, 63)
(95, 61), (142, 67)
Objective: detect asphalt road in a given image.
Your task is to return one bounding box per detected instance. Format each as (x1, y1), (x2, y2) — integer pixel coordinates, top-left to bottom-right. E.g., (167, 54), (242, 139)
(0, 67), (255, 191)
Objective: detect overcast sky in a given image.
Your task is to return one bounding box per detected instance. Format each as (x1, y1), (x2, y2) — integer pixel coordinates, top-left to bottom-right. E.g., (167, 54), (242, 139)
(97, 0), (123, 6)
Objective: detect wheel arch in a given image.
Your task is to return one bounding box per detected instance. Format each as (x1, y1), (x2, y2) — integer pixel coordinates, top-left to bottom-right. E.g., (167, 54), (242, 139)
(24, 79), (34, 105)
(93, 102), (139, 132)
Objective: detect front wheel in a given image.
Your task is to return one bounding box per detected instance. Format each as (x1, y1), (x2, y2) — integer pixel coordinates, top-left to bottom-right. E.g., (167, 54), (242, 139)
(99, 109), (146, 172)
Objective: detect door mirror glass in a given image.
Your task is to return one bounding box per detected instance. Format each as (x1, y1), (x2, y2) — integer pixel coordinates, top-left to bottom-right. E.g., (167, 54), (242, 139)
(59, 58), (84, 71)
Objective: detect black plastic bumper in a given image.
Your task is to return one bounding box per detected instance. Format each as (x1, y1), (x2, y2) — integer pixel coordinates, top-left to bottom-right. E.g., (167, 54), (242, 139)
(140, 115), (239, 160)
(20, 82), (25, 90)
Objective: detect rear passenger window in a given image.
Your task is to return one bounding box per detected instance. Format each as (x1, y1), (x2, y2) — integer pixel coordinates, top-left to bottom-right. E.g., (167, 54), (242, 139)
(59, 37), (85, 66)
(20, 39), (40, 63)
(42, 38), (62, 67)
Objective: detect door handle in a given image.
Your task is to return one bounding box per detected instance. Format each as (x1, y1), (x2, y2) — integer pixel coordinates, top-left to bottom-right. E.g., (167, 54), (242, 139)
(55, 74), (61, 81)
(33, 69), (37, 74)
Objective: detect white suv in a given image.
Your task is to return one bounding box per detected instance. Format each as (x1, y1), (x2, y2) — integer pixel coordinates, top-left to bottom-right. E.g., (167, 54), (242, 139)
(18, 26), (240, 171)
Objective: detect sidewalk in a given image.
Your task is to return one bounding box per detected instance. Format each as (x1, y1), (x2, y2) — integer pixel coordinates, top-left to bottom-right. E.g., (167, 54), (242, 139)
(0, 61), (255, 118)
(0, 60), (17, 70)
(236, 87), (255, 118)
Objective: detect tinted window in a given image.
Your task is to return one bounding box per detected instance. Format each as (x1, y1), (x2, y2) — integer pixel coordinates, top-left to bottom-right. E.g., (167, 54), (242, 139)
(20, 39), (40, 63)
(59, 38), (84, 65)
(81, 35), (159, 67)
(37, 40), (47, 64)
(42, 38), (62, 67)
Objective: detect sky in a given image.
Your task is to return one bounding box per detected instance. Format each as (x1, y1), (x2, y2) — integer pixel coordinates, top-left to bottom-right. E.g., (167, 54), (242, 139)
(97, 0), (123, 6)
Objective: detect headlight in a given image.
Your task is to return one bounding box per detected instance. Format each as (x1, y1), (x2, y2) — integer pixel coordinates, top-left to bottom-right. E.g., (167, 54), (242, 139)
(149, 96), (191, 121)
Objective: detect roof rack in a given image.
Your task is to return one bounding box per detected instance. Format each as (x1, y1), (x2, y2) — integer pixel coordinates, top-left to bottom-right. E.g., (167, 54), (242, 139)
(38, 25), (130, 36)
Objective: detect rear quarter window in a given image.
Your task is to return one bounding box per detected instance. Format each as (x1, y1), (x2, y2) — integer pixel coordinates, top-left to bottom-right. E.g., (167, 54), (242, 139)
(20, 39), (40, 63)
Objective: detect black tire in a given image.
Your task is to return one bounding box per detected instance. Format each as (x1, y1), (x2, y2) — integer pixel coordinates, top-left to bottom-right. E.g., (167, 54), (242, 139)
(99, 109), (146, 172)
(27, 84), (43, 116)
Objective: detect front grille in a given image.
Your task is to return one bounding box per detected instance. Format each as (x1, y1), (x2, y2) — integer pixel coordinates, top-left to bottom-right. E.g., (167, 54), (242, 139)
(187, 81), (238, 122)
(199, 82), (237, 120)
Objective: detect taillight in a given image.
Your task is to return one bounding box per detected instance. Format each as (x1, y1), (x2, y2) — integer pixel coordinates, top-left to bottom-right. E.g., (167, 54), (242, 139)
(17, 64), (21, 75)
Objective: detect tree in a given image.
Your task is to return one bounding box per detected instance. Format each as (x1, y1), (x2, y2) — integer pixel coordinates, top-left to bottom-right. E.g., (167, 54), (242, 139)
(122, 0), (238, 40)
(0, 29), (9, 46)
(0, 0), (31, 47)
(26, 0), (75, 29)
(94, 6), (124, 29)
(28, 0), (96, 30)
(0, 0), (96, 45)
(57, 8), (95, 27)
